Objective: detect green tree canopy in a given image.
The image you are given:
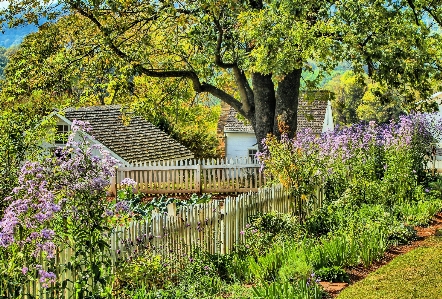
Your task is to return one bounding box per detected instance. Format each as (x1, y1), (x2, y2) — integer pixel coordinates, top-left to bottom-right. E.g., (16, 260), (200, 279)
(0, 47), (7, 79)
(1, 16), (221, 158)
(325, 71), (366, 125)
(325, 71), (406, 125)
(1, 0), (442, 147)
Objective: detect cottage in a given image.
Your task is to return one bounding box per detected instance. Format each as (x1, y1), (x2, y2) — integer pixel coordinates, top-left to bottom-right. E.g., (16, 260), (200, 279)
(218, 99), (334, 160)
(50, 105), (194, 164)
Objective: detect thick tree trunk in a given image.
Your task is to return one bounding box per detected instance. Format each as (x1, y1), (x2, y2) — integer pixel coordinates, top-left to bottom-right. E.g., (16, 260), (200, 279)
(250, 69), (302, 150)
(251, 73), (276, 150)
(274, 69), (302, 139)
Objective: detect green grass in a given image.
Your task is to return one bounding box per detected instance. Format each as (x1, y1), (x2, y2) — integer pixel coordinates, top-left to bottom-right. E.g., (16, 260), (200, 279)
(337, 237), (442, 299)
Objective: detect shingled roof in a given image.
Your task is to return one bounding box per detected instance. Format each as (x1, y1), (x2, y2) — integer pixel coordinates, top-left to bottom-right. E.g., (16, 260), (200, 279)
(63, 105), (194, 163)
(224, 108), (255, 133)
(222, 98), (329, 135)
(297, 99), (329, 133)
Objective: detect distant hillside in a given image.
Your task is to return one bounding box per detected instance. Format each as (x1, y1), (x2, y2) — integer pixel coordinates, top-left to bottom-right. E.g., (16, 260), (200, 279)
(0, 24), (38, 48)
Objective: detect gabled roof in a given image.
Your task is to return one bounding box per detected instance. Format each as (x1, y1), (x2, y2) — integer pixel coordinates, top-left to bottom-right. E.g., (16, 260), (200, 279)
(297, 99), (329, 133)
(224, 108), (255, 133)
(62, 105), (194, 163)
(222, 98), (330, 135)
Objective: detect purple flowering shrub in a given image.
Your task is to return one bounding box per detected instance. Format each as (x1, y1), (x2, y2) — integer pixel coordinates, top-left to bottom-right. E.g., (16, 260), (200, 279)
(259, 114), (442, 207)
(0, 120), (119, 296)
(0, 109), (52, 217)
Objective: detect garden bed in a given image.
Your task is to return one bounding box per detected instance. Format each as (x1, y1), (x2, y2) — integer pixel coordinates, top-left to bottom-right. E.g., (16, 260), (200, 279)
(325, 213), (442, 298)
(337, 236), (442, 299)
(3, 115), (442, 299)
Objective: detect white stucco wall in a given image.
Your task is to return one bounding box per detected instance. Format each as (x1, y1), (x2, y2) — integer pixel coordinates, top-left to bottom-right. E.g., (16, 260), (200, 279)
(225, 132), (258, 159)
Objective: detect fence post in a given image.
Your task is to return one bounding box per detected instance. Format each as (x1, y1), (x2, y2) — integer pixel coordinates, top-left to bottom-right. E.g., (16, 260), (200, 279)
(196, 163), (202, 194)
(167, 202), (177, 216)
(113, 166), (118, 200)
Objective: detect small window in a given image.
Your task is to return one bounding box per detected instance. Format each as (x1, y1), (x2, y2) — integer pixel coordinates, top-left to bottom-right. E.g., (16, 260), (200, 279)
(248, 149), (258, 163)
(55, 125), (70, 144)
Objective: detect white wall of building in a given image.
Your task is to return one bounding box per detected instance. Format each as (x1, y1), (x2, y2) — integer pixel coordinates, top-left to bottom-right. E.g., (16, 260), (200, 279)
(225, 102), (335, 159)
(322, 101), (334, 132)
(225, 132), (258, 159)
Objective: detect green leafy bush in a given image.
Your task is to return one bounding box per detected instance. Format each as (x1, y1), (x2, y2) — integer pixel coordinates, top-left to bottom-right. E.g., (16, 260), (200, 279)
(252, 278), (324, 299)
(277, 245), (312, 283)
(315, 266), (350, 283)
(114, 253), (169, 293)
(396, 197), (442, 226)
(242, 212), (303, 257)
(213, 253), (251, 283)
(387, 223), (417, 245)
(175, 249), (224, 298)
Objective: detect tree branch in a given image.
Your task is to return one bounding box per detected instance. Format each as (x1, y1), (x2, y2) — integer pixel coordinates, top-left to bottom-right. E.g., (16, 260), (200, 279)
(424, 6), (442, 28)
(212, 14), (254, 116)
(232, 67), (254, 116)
(213, 18), (236, 69)
(406, 0), (421, 26)
(69, 1), (244, 115)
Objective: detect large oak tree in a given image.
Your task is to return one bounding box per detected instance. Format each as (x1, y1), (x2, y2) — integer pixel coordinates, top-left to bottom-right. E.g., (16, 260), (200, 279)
(2, 0), (442, 147)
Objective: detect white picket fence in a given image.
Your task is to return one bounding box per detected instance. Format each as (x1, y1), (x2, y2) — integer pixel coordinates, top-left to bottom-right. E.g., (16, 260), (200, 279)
(430, 149), (442, 173)
(111, 184), (324, 260)
(110, 157), (265, 195)
(8, 184), (324, 298)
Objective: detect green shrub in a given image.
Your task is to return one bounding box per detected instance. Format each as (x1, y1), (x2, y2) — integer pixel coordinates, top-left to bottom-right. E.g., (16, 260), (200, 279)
(387, 223), (417, 245)
(396, 198), (442, 226)
(358, 227), (388, 267)
(315, 266), (350, 283)
(243, 212), (303, 257)
(217, 253), (251, 283)
(175, 249), (224, 298)
(247, 246), (285, 283)
(305, 204), (339, 237)
(277, 245), (312, 283)
(252, 279), (324, 299)
(114, 253), (169, 292)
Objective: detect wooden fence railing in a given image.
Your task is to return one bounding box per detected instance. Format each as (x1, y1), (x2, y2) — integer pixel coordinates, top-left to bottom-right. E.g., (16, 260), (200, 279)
(110, 157), (265, 195)
(10, 184), (324, 298)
